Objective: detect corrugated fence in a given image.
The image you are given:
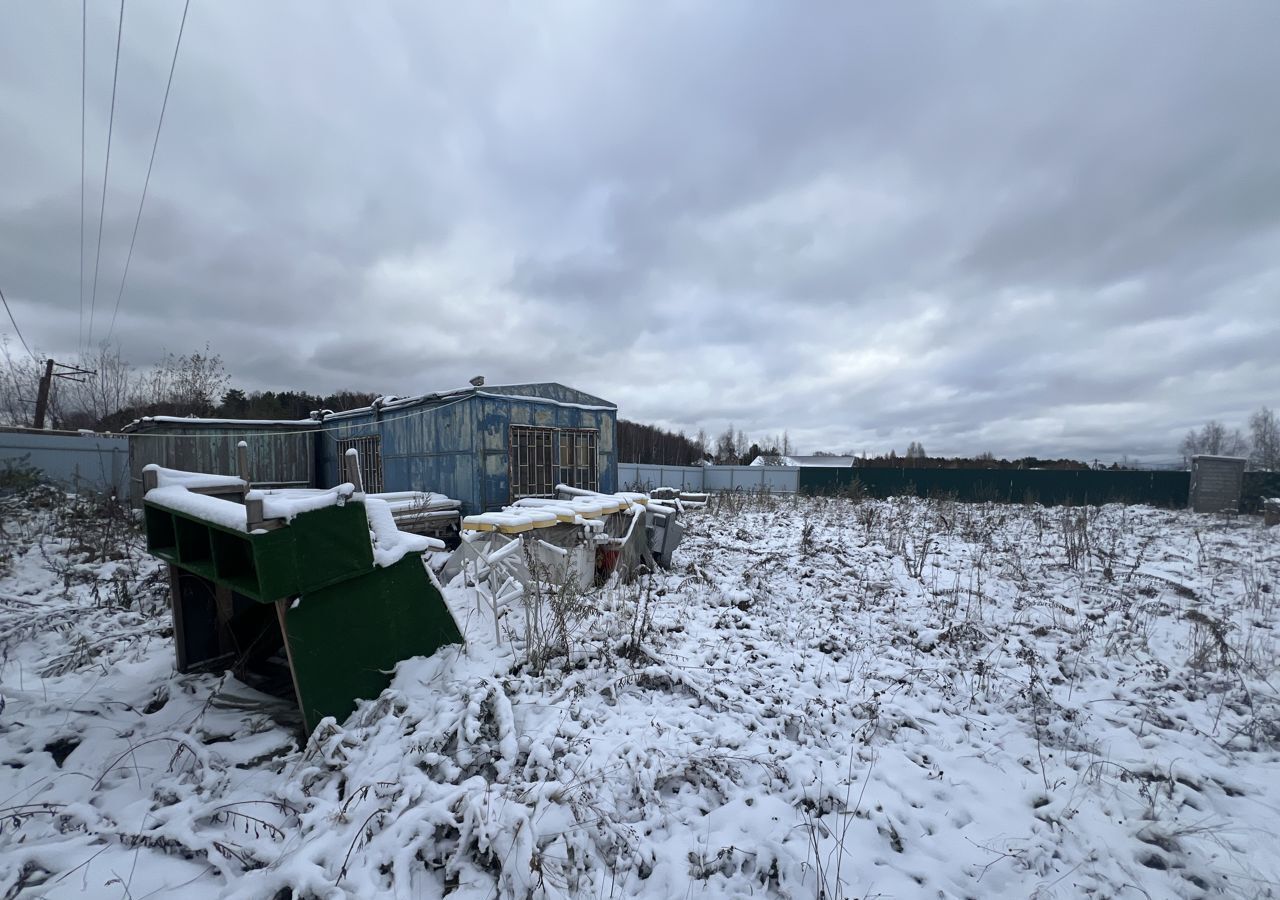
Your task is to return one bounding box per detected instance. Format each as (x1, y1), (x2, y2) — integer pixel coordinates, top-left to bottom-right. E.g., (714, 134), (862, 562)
(615, 461), (1280, 511)
(618, 463), (800, 493)
(9, 432), (1274, 512)
(799, 467), (1193, 508)
(126, 422), (316, 501)
(1244, 472), (1280, 513)
(0, 429), (131, 498)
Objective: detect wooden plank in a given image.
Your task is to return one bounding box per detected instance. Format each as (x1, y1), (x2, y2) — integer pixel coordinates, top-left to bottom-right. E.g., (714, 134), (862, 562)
(168, 565), (188, 672)
(215, 583), (235, 657)
(274, 598), (309, 734)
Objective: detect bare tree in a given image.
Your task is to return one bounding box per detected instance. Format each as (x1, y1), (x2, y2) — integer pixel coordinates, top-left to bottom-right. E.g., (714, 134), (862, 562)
(905, 441), (927, 459)
(131, 344), (229, 416)
(1181, 420), (1249, 466)
(166, 344), (229, 413)
(714, 425), (737, 465)
(0, 337), (42, 427)
(1250, 406), (1280, 470)
(59, 343), (144, 428)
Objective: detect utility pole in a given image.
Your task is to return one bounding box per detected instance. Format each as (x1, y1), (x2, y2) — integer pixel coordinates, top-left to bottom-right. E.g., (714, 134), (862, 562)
(32, 360), (95, 430)
(32, 359), (54, 429)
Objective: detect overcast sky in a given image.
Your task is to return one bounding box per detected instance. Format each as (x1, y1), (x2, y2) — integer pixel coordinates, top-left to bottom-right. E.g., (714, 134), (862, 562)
(2, 2), (1278, 461)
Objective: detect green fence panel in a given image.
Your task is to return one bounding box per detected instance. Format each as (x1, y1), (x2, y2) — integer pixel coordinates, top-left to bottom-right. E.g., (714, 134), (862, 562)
(1243, 472), (1280, 513)
(799, 467), (1192, 508)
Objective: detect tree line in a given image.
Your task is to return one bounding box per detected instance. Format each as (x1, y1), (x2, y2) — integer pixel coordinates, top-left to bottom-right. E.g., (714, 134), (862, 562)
(618, 422), (796, 466)
(0, 340), (376, 431)
(617, 420), (705, 466)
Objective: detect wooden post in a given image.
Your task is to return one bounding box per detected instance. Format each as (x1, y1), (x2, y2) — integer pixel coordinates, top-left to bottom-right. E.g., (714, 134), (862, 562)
(274, 598), (309, 732)
(32, 359), (54, 429)
(344, 448), (364, 492)
(245, 496), (265, 531)
(236, 440), (251, 486)
(167, 566), (188, 672)
(215, 583), (234, 656)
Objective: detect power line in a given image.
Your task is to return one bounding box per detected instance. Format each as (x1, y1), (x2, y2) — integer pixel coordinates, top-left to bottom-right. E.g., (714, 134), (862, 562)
(106, 0), (191, 345)
(79, 0), (87, 355)
(0, 286), (39, 364)
(86, 0), (125, 349)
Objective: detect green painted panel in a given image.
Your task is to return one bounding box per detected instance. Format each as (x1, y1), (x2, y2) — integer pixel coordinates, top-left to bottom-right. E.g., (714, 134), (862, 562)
(270, 502), (375, 597)
(1244, 471), (1280, 513)
(799, 467), (1192, 508)
(143, 500), (377, 602)
(282, 556), (463, 732)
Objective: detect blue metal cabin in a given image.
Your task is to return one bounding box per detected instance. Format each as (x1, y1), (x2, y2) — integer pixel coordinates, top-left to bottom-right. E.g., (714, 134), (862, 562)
(317, 383), (618, 515)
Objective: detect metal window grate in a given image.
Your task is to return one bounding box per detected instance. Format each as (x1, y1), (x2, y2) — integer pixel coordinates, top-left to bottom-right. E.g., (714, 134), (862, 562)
(335, 435), (384, 493)
(510, 426), (556, 499)
(559, 429), (598, 492)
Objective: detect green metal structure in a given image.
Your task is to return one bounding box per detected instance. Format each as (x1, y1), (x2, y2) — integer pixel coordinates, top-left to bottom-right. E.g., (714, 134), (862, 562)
(143, 494), (463, 733)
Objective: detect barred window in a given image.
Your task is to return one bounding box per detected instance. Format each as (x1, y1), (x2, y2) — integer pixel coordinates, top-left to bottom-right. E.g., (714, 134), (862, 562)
(558, 429), (599, 492)
(335, 435), (384, 493)
(510, 426), (556, 498)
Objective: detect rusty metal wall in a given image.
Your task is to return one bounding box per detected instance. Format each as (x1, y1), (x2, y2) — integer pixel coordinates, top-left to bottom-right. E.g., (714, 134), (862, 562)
(318, 387), (618, 515)
(477, 383), (614, 407)
(321, 396), (478, 505)
(477, 394), (617, 510)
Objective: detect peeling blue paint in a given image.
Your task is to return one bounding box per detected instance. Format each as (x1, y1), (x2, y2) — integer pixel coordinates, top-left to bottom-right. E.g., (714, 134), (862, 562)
(318, 384), (617, 514)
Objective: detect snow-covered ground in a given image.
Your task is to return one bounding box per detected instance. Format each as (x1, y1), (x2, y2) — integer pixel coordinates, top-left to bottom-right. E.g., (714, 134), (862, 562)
(3, 487), (1279, 898)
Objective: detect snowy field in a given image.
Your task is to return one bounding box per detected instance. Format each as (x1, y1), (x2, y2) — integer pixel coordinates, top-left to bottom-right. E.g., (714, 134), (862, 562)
(3, 486), (1279, 899)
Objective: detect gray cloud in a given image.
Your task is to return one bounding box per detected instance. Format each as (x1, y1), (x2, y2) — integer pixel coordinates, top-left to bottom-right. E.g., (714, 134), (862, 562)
(2, 1), (1278, 462)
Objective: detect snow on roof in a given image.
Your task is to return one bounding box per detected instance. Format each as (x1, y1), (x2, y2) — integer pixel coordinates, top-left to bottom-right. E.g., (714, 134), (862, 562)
(122, 384), (615, 433)
(124, 415), (318, 433)
(323, 383), (616, 422)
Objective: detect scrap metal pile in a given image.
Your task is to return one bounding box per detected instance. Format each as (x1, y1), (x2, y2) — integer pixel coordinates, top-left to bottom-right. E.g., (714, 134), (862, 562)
(138, 454), (685, 735)
(444, 484), (683, 645)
